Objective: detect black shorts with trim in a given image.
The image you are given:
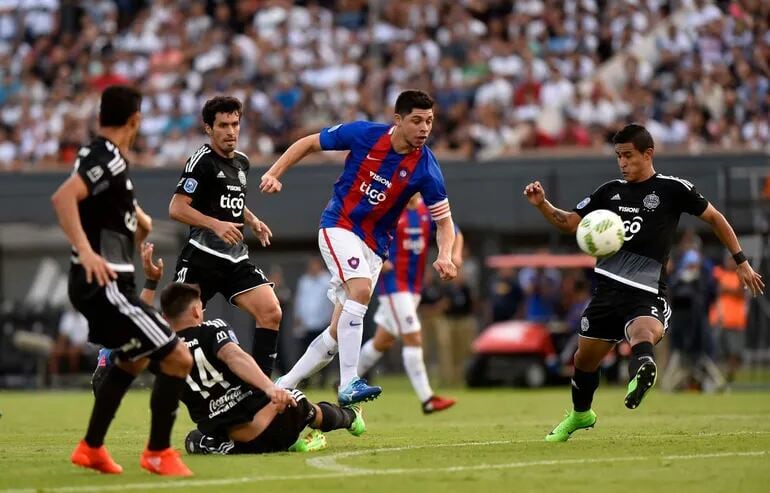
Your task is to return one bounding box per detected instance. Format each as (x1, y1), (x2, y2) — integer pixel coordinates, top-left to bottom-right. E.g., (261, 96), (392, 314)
(580, 283), (671, 342)
(174, 246), (272, 307)
(68, 266), (177, 361)
(198, 389), (315, 454)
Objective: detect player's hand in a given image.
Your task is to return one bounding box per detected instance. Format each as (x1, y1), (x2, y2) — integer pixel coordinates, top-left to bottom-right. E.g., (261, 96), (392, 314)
(433, 256), (457, 281)
(736, 261), (764, 296)
(381, 260), (394, 272)
(79, 249), (117, 287)
(260, 174), (283, 194)
(211, 220), (244, 246)
(249, 217), (273, 247)
(266, 384), (297, 412)
(141, 242), (163, 281)
(523, 181), (546, 207)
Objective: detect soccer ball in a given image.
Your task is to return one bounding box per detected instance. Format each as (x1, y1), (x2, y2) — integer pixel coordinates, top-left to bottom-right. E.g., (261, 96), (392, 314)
(576, 209), (625, 257)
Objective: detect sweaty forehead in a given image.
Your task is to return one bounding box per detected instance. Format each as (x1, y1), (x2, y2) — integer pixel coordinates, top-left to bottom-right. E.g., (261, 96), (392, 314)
(406, 109), (434, 120)
(614, 143), (637, 154)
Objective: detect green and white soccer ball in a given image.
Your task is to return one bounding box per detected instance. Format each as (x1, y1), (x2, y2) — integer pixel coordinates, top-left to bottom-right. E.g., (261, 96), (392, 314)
(576, 209), (625, 257)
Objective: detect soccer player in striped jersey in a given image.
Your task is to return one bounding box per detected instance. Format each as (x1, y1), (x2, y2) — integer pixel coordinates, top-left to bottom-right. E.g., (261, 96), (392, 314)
(524, 124), (764, 442)
(51, 86), (193, 476)
(357, 193), (462, 414)
(261, 90), (457, 405)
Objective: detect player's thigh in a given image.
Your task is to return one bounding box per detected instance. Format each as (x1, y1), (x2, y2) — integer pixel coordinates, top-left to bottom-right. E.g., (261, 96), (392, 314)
(372, 326), (398, 351)
(624, 294), (669, 344)
(318, 228), (379, 304)
(575, 336), (617, 372)
(173, 258), (219, 307)
(79, 280), (178, 362)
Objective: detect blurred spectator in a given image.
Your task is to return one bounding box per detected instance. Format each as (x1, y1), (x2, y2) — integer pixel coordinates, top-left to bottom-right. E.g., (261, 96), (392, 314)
(438, 270), (476, 386)
(519, 265), (561, 323)
(292, 256), (333, 386)
(47, 304), (90, 377)
(487, 266), (523, 323)
(709, 252), (749, 383)
(0, 0), (768, 170)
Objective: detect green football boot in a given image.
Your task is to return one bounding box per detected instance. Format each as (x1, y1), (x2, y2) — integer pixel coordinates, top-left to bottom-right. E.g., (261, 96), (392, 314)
(347, 404), (366, 437)
(545, 410), (597, 442)
(289, 429), (327, 452)
(625, 360), (657, 410)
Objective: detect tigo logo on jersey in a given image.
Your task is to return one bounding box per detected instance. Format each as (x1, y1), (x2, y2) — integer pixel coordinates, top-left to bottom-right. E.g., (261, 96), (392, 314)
(360, 181), (388, 205)
(347, 257), (360, 269)
(623, 215), (643, 240)
(184, 178), (198, 193)
(220, 193), (245, 218)
(402, 237), (425, 254)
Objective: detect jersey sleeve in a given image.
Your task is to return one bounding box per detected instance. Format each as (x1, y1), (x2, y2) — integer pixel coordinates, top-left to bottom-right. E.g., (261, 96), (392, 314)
(206, 319), (240, 356)
(175, 150), (211, 199)
(572, 181), (613, 217)
(318, 121), (370, 151)
(74, 147), (118, 196)
(420, 158), (451, 221)
(675, 181), (709, 216)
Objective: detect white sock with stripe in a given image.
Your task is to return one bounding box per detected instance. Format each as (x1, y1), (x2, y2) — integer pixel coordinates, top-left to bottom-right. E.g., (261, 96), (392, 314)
(357, 339), (383, 376)
(402, 346), (433, 403)
(338, 299), (368, 386)
(279, 327), (336, 388)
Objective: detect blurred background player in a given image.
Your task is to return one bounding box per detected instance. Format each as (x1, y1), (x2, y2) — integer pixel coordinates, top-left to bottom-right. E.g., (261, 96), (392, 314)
(169, 96), (280, 377)
(51, 85), (193, 476)
(524, 123), (764, 442)
(357, 193), (462, 414)
(261, 90), (458, 405)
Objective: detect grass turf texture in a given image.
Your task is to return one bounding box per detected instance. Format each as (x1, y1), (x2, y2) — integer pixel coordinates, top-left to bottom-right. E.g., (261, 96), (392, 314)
(1, 376), (769, 493)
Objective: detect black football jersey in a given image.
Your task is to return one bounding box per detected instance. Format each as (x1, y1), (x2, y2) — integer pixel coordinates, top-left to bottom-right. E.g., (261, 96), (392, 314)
(71, 137), (137, 273)
(573, 173), (709, 295)
(174, 144), (251, 262)
(178, 318), (264, 424)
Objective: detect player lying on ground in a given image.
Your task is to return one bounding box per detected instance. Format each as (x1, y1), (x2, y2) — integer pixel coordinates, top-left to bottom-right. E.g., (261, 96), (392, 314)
(524, 123), (764, 442)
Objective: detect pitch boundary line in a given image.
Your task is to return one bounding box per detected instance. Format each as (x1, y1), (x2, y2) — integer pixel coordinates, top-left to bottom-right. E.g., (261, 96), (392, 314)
(0, 440), (767, 493)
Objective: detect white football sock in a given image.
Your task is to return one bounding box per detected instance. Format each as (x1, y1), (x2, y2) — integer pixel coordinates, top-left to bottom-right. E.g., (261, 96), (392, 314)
(338, 299), (368, 386)
(279, 327), (336, 388)
(357, 339), (383, 376)
(402, 346), (433, 403)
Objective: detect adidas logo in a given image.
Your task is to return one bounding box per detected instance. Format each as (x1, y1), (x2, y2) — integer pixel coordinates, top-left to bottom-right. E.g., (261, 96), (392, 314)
(217, 171), (226, 178)
(611, 194), (621, 200)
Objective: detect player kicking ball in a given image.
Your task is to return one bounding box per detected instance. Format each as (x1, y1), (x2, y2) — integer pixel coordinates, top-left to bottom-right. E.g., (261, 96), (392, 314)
(524, 124), (764, 442)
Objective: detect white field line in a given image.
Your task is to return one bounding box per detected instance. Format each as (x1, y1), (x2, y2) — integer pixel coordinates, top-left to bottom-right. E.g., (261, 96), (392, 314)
(1, 437), (768, 493)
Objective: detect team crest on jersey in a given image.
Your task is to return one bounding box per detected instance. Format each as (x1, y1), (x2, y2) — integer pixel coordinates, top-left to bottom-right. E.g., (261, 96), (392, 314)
(184, 178), (198, 193)
(576, 197), (590, 209)
(398, 167), (409, 179)
(406, 315), (415, 325)
(237, 170), (247, 186)
(347, 257), (360, 269)
(581, 317), (589, 332)
(643, 193), (660, 210)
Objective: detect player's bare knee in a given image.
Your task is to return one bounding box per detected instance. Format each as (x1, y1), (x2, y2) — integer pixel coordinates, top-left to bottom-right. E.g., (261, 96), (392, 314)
(375, 337), (395, 352)
(402, 332), (422, 347)
(256, 302), (282, 329)
(574, 350), (602, 372)
(346, 280), (372, 304)
(115, 358), (147, 376)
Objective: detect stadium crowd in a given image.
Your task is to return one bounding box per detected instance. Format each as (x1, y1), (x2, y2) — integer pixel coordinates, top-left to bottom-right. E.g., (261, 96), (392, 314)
(0, 0), (768, 171)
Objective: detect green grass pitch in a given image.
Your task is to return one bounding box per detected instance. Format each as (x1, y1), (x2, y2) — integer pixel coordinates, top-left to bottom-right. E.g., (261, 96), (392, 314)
(1, 376), (769, 493)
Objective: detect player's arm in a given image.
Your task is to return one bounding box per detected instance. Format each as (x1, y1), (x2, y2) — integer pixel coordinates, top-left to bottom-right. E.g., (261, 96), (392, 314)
(243, 206), (272, 247)
(168, 194), (243, 246)
(523, 181), (581, 234)
(134, 203), (152, 247)
(260, 134), (322, 193)
(216, 343), (296, 408)
(139, 242), (163, 305)
(699, 203), (764, 296)
(434, 216), (457, 281)
(51, 174), (117, 286)
(452, 227), (464, 270)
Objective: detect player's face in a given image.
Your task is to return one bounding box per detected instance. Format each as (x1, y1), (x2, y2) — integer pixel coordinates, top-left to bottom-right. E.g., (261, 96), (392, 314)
(396, 109), (433, 148)
(615, 143), (653, 182)
(207, 112), (241, 156)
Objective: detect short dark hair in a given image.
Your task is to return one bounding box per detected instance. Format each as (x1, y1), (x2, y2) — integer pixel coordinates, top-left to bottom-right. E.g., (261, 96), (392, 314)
(99, 85), (142, 127)
(202, 96), (243, 127)
(160, 283), (201, 319)
(395, 90), (434, 117)
(612, 124), (654, 153)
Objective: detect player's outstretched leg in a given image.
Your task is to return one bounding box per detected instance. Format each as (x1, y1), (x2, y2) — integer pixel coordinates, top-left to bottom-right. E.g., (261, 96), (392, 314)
(289, 429), (328, 452)
(315, 402), (365, 436)
(625, 341), (657, 410)
(277, 327), (337, 388)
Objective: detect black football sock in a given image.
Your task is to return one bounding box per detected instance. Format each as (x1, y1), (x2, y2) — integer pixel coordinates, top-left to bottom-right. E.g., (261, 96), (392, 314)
(147, 372), (186, 451)
(252, 327), (279, 377)
(84, 365), (135, 447)
(571, 368), (600, 412)
(316, 402), (356, 431)
(628, 341), (655, 378)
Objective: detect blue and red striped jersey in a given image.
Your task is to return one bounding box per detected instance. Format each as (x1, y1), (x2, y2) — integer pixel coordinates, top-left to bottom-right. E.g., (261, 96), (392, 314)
(378, 199), (431, 295)
(318, 121), (450, 258)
